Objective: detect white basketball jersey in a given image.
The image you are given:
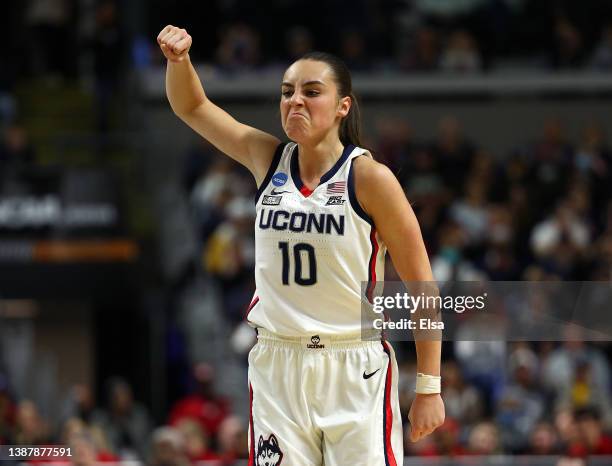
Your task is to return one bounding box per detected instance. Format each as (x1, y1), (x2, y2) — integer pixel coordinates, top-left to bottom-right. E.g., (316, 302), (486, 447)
(246, 142), (387, 336)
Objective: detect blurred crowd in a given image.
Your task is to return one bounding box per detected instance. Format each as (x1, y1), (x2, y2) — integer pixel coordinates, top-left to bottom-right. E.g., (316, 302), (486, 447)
(152, 0), (612, 73)
(0, 365), (248, 465)
(4, 0), (612, 94)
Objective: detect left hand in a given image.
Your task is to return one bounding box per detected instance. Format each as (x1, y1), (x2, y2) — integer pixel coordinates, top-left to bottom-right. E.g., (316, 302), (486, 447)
(407, 393), (445, 442)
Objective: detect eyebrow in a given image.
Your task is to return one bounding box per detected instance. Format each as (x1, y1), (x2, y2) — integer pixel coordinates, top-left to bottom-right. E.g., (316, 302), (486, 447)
(281, 80), (326, 87)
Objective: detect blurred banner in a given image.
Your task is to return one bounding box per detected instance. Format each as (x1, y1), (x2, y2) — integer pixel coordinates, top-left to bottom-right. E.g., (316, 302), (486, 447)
(0, 166), (138, 265)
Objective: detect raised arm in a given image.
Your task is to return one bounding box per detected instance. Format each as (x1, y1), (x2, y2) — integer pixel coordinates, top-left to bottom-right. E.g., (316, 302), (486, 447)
(353, 156), (445, 442)
(157, 25), (280, 184)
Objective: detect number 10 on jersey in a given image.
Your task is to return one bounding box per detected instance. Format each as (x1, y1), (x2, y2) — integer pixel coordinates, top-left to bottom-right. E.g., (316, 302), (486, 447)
(278, 242), (317, 286)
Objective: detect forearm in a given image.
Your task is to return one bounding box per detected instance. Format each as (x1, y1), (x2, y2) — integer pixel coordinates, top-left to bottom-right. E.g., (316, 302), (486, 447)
(415, 340), (441, 376)
(166, 55), (207, 115)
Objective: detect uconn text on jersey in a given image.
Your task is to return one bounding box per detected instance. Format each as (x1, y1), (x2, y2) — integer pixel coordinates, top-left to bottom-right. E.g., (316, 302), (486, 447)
(258, 208), (345, 235)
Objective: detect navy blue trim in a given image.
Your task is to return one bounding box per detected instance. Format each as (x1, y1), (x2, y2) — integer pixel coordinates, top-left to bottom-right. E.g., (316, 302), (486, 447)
(290, 144), (355, 193)
(382, 341), (391, 466)
(255, 142), (287, 204)
(348, 157), (374, 225)
(366, 226), (375, 304)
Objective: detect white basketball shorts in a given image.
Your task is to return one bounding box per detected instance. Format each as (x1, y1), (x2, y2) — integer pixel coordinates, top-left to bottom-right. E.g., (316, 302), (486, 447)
(247, 329), (403, 466)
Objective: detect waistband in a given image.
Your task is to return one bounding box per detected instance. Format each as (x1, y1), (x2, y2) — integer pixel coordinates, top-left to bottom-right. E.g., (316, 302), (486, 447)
(256, 328), (383, 350)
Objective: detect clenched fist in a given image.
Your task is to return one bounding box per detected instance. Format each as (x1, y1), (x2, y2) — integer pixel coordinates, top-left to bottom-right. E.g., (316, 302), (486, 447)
(408, 393), (445, 442)
(157, 25), (192, 62)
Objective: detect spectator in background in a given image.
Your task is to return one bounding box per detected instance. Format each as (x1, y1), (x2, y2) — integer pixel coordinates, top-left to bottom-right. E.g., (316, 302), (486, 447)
(89, 0), (124, 139)
(496, 344), (545, 452)
(399, 27), (441, 72)
(400, 146), (447, 251)
(374, 117), (415, 176)
(449, 179), (490, 247)
(168, 362), (230, 442)
(552, 16), (585, 69)
(26, 0), (74, 82)
(574, 122), (611, 217)
(217, 416), (249, 464)
(554, 405), (585, 454)
(526, 118), (574, 212)
(441, 361), (483, 428)
(556, 360), (612, 424)
(92, 377), (152, 460)
(216, 23), (261, 73)
(541, 325), (611, 418)
(339, 30), (371, 71)
(530, 200), (590, 278)
(427, 417), (468, 456)
(467, 421), (502, 455)
(590, 22), (612, 70)
(60, 384), (99, 426)
(481, 204), (521, 279)
(175, 418), (221, 463)
(431, 220), (485, 281)
(286, 26), (314, 62)
(14, 400), (50, 445)
(150, 426), (190, 466)
(0, 124), (36, 176)
(527, 421), (561, 455)
(69, 432), (98, 466)
(439, 30), (482, 73)
(431, 116), (476, 195)
(567, 407), (612, 456)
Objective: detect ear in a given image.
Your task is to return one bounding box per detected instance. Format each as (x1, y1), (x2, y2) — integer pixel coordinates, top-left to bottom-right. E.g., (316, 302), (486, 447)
(337, 95), (351, 118)
(269, 434), (278, 447)
(258, 435), (264, 450)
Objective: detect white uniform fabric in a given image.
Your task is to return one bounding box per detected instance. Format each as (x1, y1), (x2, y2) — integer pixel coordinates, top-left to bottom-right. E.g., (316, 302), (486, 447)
(245, 142), (402, 465)
(248, 330), (404, 466)
(247, 142), (387, 336)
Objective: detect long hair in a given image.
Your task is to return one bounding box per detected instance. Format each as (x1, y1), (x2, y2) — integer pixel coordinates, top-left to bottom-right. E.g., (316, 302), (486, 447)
(298, 51), (364, 148)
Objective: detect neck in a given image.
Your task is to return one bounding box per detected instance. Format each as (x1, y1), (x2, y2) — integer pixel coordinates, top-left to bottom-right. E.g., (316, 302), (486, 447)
(297, 135), (345, 186)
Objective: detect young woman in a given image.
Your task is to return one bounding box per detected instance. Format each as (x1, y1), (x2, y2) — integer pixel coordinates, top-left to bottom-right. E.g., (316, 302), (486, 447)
(158, 25), (445, 465)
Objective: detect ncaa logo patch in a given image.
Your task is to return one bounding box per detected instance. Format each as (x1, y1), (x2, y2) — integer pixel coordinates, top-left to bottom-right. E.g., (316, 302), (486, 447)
(272, 173), (288, 187)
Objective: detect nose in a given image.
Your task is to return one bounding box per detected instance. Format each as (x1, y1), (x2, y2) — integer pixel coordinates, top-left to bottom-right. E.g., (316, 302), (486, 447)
(289, 90), (304, 107)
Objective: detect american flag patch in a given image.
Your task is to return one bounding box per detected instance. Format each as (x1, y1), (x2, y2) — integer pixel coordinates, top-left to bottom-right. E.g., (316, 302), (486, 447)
(326, 181), (346, 194)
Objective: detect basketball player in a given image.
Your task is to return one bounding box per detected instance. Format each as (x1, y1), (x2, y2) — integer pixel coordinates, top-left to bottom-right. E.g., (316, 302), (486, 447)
(158, 25), (445, 465)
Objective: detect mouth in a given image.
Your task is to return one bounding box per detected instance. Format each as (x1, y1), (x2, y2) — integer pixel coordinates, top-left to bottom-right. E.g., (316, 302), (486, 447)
(288, 112), (307, 120)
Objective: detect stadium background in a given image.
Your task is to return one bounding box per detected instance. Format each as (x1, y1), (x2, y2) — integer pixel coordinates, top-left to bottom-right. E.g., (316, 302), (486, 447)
(0, 0), (611, 464)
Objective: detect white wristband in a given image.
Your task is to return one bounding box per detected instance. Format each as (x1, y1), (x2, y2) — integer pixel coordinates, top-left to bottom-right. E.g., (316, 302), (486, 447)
(415, 373), (441, 394)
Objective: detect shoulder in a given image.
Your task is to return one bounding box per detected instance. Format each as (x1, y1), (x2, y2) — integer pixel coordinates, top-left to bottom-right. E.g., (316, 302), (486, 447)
(352, 155), (404, 214)
(352, 154), (396, 184)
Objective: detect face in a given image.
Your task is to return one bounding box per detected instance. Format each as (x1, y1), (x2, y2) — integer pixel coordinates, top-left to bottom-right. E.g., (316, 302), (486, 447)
(280, 60), (350, 144)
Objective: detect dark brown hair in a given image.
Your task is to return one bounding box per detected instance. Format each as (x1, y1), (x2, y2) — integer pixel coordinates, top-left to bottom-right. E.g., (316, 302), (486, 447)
(298, 51), (363, 148)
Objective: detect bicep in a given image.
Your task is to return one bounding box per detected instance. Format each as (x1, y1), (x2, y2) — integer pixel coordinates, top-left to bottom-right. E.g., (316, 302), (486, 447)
(357, 163), (433, 282)
(180, 101), (280, 184)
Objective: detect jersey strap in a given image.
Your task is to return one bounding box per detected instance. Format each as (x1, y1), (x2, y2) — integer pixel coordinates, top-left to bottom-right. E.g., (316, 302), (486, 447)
(255, 142), (288, 204)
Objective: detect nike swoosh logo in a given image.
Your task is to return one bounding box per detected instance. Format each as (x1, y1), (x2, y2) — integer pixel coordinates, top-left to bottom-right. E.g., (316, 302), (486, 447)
(363, 368), (381, 379)
(271, 188), (290, 195)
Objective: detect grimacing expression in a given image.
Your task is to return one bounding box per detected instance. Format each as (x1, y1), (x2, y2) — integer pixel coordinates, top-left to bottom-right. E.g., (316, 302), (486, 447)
(280, 60), (351, 143)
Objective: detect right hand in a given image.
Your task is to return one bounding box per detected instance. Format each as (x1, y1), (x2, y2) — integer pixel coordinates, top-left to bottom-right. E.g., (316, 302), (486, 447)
(157, 25), (192, 62)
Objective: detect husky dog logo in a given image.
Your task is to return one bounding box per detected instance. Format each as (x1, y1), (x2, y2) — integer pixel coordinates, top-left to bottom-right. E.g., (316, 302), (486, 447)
(256, 434), (283, 466)
(307, 335), (325, 349)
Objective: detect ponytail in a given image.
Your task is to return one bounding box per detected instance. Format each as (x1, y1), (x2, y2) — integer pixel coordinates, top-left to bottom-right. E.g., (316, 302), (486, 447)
(339, 92), (363, 148)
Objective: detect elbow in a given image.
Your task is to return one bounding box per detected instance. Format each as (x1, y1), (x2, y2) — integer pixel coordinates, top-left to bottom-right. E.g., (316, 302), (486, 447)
(168, 96), (207, 119)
